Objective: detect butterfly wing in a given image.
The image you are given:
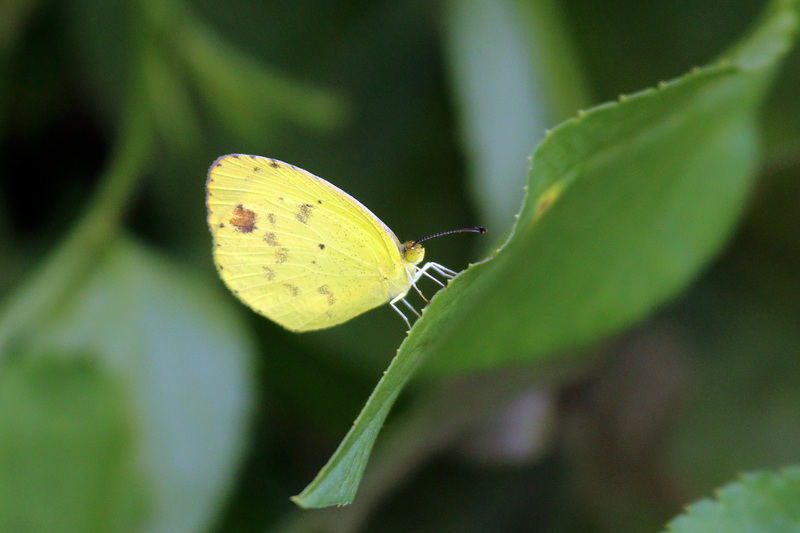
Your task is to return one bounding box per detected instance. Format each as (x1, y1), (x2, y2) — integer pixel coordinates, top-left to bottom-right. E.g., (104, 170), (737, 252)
(206, 154), (412, 331)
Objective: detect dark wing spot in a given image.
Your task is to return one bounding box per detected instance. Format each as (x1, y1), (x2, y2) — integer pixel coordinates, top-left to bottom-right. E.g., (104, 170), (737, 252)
(296, 203), (313, 224)
(269, 160), (280, 168)
(318, 285), (335, 306)
(267, 212), (277, 225)
(253, 166), (260, 172)
(232, 155), (241, 159)
(283, 283), (299, 297)
(230, 205), (256, 233)
(317, 199), (322, 204)
(263, 232), (279, 246)
(263, 267), (276, 281)
(318, 243), (325, 250)
(276, 248), (289, 264)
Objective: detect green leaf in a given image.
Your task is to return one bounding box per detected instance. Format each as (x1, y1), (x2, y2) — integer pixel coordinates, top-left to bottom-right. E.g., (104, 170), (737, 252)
(422, 0), (798, 376)
(444, 0), (593, 233)
(664, 466), (800, 532)
(0, 238), (256, 531)
(292, 0), (798, 508)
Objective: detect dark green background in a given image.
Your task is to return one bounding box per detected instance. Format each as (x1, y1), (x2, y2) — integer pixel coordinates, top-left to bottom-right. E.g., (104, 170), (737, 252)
(1, 0), (799, 531)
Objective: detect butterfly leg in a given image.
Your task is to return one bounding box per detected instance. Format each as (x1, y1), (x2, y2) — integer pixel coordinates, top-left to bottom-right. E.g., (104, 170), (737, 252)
(411, 280), (431, 303)
(408, 262), (460, 304)
(427, 262), (459, 277)
(390, 294), (420, 329)
(392, 263), (461, 329)
(414, 262), (458, 287)
(401, 297), (421, 317)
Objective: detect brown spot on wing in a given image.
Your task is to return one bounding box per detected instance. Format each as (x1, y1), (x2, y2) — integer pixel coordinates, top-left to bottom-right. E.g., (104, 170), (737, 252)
(264, 232), (279, 246)
(230, 204), (256, 233)
(263, 267), (276, 280)
(318, 285), (335, 306)
(267, 212), (276, 225)
(276, 248), (289, 264)
(296, 203), (313, 224)
(269, 159), (280, 168)
(318, 243), (325, 250)
(283, 283), (299, 296)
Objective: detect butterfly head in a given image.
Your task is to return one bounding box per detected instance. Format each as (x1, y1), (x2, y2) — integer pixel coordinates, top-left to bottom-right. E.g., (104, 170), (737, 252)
(402, 241), (425, 265)
(402, 226), (486, 267)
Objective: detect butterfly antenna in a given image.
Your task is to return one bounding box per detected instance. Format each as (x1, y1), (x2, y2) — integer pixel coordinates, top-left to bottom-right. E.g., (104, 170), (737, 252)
(412, 226), (486, 246)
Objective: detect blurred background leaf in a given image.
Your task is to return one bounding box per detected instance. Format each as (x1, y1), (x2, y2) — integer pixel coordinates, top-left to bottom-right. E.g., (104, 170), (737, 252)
(0, 0), (799, 531)
(0, 237), (255, 531)
(664, 467), (800, 532)
(0, 355), (147, 532)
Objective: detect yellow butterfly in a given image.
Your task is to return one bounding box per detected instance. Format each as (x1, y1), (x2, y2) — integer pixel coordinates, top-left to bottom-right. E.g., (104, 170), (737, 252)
(206, 154), (485, 332)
